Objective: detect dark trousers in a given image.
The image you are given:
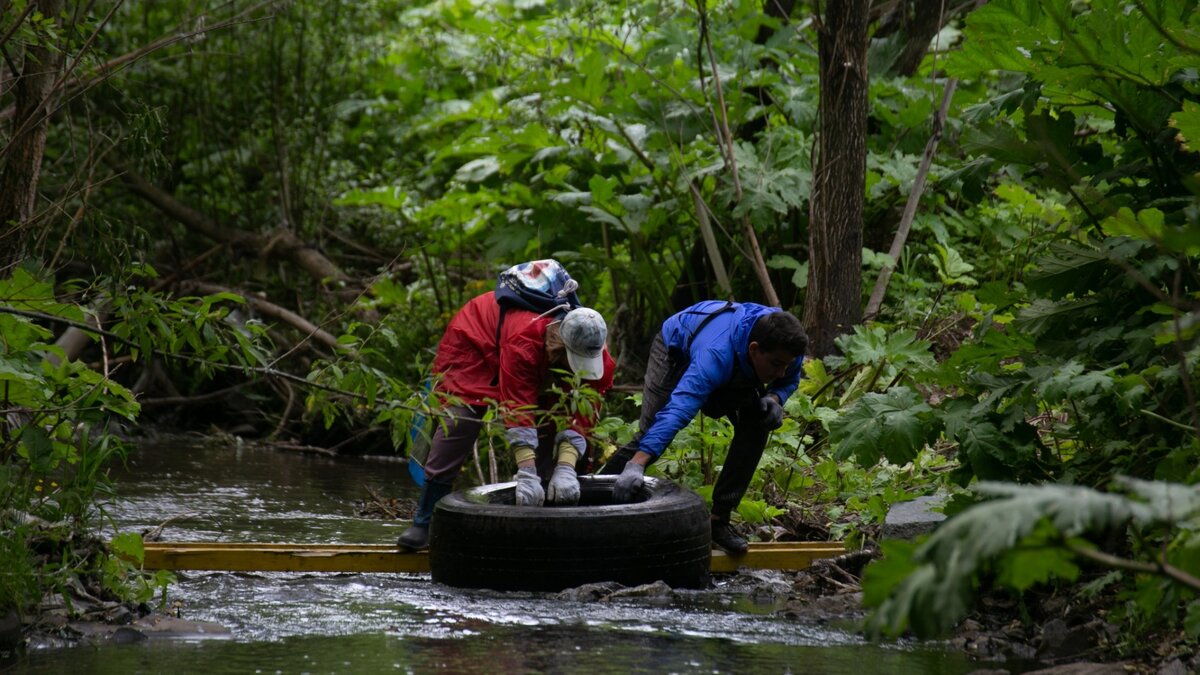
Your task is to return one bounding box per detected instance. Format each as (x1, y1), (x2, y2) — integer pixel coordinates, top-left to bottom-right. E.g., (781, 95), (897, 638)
(424, 405), (567, 484)
(602, 334), (770, 522)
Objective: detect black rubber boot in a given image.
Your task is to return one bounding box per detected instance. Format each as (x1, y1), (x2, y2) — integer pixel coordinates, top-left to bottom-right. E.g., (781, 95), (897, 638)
(711, 519), (749, 555)
(397, 524), (428, 551)
(397, 479), (453, 551)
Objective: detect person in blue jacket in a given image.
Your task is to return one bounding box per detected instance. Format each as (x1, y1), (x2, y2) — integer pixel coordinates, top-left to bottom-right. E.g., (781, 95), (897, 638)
(598, 300), (808, 554)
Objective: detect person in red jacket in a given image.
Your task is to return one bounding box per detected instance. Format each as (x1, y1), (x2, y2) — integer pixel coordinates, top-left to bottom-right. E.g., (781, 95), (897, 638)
(397, 292), (615, 551)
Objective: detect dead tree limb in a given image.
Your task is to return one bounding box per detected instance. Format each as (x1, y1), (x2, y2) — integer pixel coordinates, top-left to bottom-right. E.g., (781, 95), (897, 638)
(863, 78), (957, 320)
(689, 183), (733, 299)
(185, 281), (342, 351)
(696, 1), (780, 307)
(112, 161), (355, 293)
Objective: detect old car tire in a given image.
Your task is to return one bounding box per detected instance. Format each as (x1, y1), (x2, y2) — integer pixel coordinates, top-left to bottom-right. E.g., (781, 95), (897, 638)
(428, 475), (711, 592)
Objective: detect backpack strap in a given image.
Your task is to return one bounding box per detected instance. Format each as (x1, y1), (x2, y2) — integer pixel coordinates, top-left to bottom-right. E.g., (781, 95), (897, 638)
(490, 304), (510, 388)
(664, 300), (739, 392)
(683, 300), (735, 353)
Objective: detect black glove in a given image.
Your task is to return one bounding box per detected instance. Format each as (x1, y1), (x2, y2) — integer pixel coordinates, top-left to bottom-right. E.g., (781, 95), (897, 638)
(759, 395), (784, 430)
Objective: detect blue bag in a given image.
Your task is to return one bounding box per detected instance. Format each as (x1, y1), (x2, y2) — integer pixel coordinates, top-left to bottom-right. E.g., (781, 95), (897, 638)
(406, 379), (433, 486)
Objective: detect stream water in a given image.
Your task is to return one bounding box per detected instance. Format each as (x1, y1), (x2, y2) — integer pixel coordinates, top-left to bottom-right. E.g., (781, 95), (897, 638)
(11, 436), (1010, 674)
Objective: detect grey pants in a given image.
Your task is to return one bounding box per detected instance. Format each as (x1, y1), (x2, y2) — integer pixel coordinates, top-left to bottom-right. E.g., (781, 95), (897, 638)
(603, 334), (770, 522)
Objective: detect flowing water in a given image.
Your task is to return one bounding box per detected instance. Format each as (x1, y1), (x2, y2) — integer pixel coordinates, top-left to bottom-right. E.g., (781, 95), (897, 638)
(11, 436), (1007, 674)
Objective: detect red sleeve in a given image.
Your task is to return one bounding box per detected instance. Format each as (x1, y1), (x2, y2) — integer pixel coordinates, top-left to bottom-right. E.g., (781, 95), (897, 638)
(497, 311), (550, 429)
(569, 348), (616, 436)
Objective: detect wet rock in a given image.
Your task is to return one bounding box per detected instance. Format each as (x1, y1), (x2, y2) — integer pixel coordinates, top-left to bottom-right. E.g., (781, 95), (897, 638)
(1021, 663), (1130, 675)
(102, 605), (135, 625)
(949, 633), (1037, 662)
(0, 608), (21, 652)
(881, 495), (947, 540)
(782, 591), (865, 623)
(965, 669), (1012, 675)
(556, 582), (625, 602)
(1037, 618), (1101, 662)
(1156, 659), (1188, 675)
(753, 525), (789, 542)
(604, 580), (673, 600)
(959, 618), (984, 633)
(130, 614), (230, 637)
(111, 627), (147, 644)
(65, 613), (230, 643)
(730, 569), (794, 598)
(65, 621), (121, 640)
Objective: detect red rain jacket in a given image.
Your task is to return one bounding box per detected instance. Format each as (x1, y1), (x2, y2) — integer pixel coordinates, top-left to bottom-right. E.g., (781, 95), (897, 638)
(431, 292), (615, 434)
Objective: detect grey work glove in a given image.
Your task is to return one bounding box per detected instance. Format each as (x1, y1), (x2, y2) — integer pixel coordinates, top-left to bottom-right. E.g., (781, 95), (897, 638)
(546, 464), (581, 505)
(515, 466), (545, 506)
(759, 394), (784, 430)
(612, 462), (645, 503)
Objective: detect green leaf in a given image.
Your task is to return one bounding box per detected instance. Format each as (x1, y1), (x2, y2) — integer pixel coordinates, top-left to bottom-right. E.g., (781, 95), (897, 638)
(1015, 297), (1100, 337)
(1102, 207), (1165, 241)
(1114, 476), (1200, 523)
(953, 419), (1040, 480)
(947, 0), (1060, 79)
(1170, 100), (1200, 153)
(862, 538), (920, 607)
(334, 186), (409, 210)
(831, 387), (935, 466)
(836, 326), (935, 371)
(0, 268), (86, 321)
(766, 254), (808, 289)
(928, 243), (977, 287)
(109, 532), (145, 566)
(587, 174), (620, 213)
(996, 520), (1081, 591)
(1185, 600), (1200, 641)
(737, 499), (785, 525)
(20, 426), (55, 472)
(865, 480), (1184, 638)
(1038, 361), (1116, 401)
(454, 156), (501, 183)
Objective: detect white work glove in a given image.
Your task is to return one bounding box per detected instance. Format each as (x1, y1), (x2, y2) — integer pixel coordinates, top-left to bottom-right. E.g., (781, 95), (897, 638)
(547, 464), (581, 505)
(514, 466), (545, 506)
(612, 462), (645, 503)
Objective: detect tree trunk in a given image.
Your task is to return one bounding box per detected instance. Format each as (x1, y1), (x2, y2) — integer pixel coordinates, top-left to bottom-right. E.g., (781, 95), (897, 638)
(804, 0), (869, 357)
(0, 0), (65, 272)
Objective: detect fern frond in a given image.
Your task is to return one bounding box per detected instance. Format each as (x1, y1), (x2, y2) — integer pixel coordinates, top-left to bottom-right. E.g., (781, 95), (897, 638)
(865, 478), (1200, 638)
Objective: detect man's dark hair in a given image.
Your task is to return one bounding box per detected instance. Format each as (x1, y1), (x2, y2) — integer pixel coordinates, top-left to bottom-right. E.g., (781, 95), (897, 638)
(749, 311), (808, 356)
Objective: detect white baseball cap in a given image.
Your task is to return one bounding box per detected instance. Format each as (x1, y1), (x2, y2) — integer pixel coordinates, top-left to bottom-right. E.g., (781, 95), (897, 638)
(560, 307), (607, 380)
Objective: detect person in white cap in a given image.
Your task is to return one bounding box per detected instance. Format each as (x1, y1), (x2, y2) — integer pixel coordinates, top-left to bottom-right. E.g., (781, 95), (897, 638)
(398, 293), (615, 551)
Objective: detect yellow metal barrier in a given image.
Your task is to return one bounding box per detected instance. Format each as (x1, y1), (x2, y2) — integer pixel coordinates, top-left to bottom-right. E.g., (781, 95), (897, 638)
(142, 541), (846, 574)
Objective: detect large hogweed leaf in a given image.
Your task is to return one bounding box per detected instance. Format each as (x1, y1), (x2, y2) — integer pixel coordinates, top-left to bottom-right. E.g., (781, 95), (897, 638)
(949, 0), (1190, 92)
(831, 387), (938, 466)
(835, 326), (936, 372)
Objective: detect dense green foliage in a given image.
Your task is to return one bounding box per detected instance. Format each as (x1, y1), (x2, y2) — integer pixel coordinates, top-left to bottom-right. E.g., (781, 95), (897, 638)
(1, 0), (1197, 660)
(0, 268), (271, 614)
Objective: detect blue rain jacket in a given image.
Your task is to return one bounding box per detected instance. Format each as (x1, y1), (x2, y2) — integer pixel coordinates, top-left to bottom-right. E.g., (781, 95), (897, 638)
(638, 301), (804, 459)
